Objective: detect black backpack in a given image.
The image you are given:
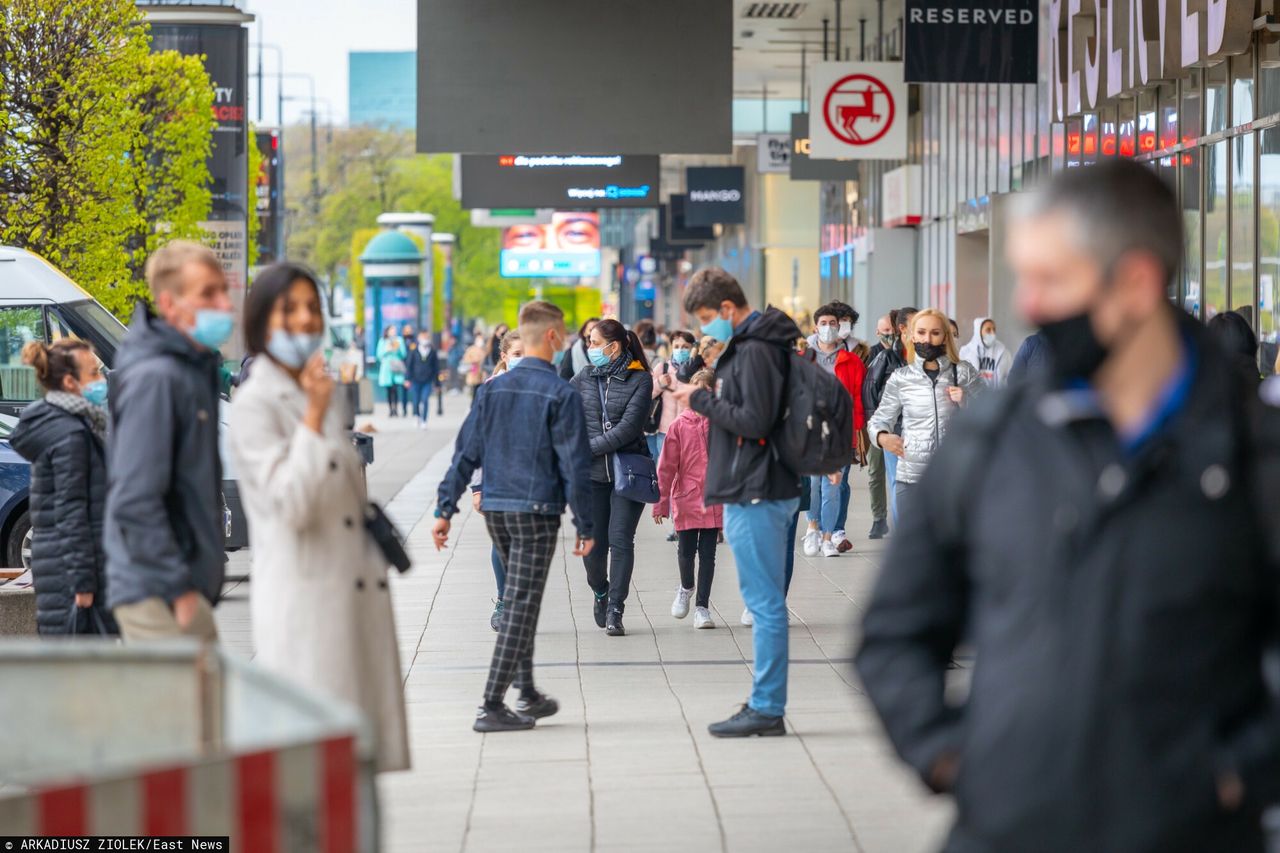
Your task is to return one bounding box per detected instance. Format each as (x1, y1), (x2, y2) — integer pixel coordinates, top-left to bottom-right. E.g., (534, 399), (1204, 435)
(771, 347), (856, 476)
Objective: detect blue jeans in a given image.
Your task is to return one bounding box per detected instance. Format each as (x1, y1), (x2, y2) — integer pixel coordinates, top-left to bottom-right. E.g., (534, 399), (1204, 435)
(646, 432), (665, 461)
(785, 509), (799, 595)
(724, 497), (799, 718)
(837, 478), (851, 532)
(806, 466), (849, 533)
(491, 545), (506, 599)
(410, 382), (433, 422)
(885, 450), (899, 524)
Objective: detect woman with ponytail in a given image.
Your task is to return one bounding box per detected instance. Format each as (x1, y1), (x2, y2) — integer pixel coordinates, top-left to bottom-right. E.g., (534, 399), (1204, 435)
(571, 319), (653, 636)
(9, 339), (116, 636)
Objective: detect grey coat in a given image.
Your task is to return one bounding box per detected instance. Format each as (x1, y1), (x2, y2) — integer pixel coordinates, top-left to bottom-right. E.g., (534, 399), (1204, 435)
(867, 356), (985, 484)
(104, 305), (226, 609)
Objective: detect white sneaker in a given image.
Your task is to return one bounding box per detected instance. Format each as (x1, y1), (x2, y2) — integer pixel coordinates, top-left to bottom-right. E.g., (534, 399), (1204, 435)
(802, 529), (821, 557)
(671, 586), (693, 619)
(831, 530), (848, 547)
(694, 607), (715, 629)
(740, 608), (754, 627)
(822, 540), (840, 558)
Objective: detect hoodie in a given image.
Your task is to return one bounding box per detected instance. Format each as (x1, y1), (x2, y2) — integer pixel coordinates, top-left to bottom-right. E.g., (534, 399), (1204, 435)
(103, 304), (226, 609)
(689, 307), (805, 505)
(959, 317), (1012, 388)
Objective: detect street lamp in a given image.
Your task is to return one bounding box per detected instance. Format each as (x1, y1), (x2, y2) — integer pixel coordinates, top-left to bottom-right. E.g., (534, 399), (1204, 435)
(249, 40), (284, 127)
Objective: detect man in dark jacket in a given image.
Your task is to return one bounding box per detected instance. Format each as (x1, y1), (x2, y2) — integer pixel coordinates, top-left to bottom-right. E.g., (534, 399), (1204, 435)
(855, 160), (1280, 852)
(862, 307), (912, 524)
(671, 268), (802, 738)
(105, 240), (231, 641)
(861, 314), (900, 540)
(405, 330), (441, 428)
(1007, 328), (1051, 384)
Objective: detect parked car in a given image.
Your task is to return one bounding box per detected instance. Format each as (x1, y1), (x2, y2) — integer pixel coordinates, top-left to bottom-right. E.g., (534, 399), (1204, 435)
(0, 246), (247, 567)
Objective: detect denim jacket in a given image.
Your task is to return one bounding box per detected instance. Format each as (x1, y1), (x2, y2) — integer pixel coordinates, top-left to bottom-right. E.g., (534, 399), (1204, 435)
(436, 358), (594, 536)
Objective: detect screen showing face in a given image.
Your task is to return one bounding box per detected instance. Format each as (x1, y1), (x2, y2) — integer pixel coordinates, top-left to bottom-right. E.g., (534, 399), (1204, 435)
(501, 212), (601, 278)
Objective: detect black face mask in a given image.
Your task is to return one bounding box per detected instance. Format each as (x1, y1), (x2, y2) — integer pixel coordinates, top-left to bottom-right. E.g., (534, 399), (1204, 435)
(1038, 310), (1108, 382)
(915, 342), (945, 362)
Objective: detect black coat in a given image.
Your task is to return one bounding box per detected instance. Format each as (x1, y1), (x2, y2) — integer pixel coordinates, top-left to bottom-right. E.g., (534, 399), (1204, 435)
(861, 341), (906, 418)
(405, 346), (440, 385)
(855, 315), (1280, 853)
(9, 400), (116, 635)
(687, 307), (804, 505)
(573, 360), (653, 483)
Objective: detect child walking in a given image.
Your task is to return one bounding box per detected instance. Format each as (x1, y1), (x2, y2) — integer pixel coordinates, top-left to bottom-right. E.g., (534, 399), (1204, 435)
(654, 369), (722, 629)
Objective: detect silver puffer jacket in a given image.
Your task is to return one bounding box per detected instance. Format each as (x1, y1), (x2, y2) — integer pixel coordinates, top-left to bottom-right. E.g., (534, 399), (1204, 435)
(867, 355), (986, 484)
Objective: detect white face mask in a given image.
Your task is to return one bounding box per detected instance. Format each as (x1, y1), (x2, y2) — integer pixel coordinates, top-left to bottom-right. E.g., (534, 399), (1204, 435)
(817, 325), (839, 345)
(981, 332), (997, 348)
(838, 321), (852, 340)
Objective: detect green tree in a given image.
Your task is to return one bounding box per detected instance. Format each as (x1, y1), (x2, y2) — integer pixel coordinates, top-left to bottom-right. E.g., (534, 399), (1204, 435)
(246, 122), (262, 269)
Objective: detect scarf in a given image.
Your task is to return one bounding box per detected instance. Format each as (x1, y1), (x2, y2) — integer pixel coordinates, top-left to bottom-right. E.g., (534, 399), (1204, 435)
(46, 391), (108, 443)
(590, 355), (642, 379)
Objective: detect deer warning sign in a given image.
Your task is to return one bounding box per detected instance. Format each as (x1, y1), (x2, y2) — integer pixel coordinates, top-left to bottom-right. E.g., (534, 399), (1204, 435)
(810, 62), (907, 161)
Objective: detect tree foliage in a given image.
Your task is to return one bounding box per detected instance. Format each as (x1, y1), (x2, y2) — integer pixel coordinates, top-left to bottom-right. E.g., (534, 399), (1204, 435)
(0, 0), (214, 318)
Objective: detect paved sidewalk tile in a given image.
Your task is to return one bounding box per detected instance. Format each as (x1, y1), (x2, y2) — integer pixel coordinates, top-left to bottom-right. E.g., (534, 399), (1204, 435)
(216, 397), (951, 852)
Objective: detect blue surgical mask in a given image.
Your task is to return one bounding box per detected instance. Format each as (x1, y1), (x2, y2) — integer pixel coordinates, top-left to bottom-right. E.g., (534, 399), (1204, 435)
(267, 330), (323, 369)
(506, 356), (524, 370)
(700, 315), (734, 344)
(587, 347), (611, 368)
(552, 349), (566, 367)
(191, 309), (235, 350)
(672, 349), (691, 365)
(81, 380), (108, 408)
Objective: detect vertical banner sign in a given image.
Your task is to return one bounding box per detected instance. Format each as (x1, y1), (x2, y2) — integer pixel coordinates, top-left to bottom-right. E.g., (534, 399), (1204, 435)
(809, 62), (908, 161)
(904, 1), (1037, 83)
(756, 133), (791, 173)
(685, 166), (746, 226)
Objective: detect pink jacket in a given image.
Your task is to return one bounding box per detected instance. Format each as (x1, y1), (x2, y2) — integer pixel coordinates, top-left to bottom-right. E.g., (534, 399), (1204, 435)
(651, 361), (687, 434)
(654, 409), (723, 531)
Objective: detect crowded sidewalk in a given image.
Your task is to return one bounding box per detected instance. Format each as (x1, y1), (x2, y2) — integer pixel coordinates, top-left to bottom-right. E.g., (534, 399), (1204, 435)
(213, 395), (949, 853)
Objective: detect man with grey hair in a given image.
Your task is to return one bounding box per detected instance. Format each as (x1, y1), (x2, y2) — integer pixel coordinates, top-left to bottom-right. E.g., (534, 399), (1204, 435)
(105, 240), (234, 641)
(856, 159), (1280, 851)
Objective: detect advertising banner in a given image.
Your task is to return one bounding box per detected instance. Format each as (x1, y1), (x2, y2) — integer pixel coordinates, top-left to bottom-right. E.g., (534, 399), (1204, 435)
(253, 129), (282, 265)
(756, 133), (791, 173)
(501, 211), (601, 278)
(685, 166), (745, 227)
(904, 0), (1037, 83)
(459, 154), (659, 209)
(809, 62), (908, 161)
(789, 113), (861, 181)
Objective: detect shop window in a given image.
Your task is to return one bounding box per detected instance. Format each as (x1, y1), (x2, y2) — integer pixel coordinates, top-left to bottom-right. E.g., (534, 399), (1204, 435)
(1232, 49), (1255, 128)
(1098, 104), (1118, 160)
(1138, 90), (1157, 158)
(1011, 86), (1023, 189)
(1118, 98), (1136, 158)
(1258, 127), (1280, 372)
(1052, 123), (1065, 173)
(1206, 61), (1229, 135)
(998, 85), (1012, 194)
(1260, 32), (1280, 119)
(1181, 69), (1204, 145)
(1231, 132), (1256, 316)
(1158, 83), (1178, 150)
(1181, 147), (1203, 318)
(1204, 140), (1229, 319)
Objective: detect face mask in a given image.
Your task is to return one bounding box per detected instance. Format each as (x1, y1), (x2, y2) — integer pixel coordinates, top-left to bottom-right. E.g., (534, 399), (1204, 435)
(817, 325), (839, 345)
(701, 314), (734, 343)
(981, 332), (997, 348)
(672, 349), (691, 365)
(878, 333), (896, 348)
(915, 341), (945, 362)
(191, 309), (235, 350)
(81, 380), (108, 408)
(506, 356), (524, 370)
(838, 321), (852, 340)
(418, 338), (431, 350)
(1039, 311), (1108, 382)
(267, 330), (324, 370)
(587, 346), (611, 368)
(552, 349), (566, 367)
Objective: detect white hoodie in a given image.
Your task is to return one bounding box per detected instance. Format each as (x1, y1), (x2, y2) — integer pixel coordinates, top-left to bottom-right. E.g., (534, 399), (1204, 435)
(960, 317), (1012, 388)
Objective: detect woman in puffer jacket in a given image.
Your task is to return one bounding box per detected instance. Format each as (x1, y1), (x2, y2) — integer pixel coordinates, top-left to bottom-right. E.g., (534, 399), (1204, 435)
(868, 308), (985, 519)
(572, 319), (653, 637)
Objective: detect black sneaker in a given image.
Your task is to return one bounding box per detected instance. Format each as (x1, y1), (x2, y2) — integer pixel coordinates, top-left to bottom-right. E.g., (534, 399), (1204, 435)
(473, 704), (535, 733)
(515, 692), (560, 719)
(708, 705), (786, 738)
(666, 531), (677, 542)
(489, 600), (504, 632)
(868, 519), (889, 540)
(593, 593), (608, 628)
(605, 608), (625, 636)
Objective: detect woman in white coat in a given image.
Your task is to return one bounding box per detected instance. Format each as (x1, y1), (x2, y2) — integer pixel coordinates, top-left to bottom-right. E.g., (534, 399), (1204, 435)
(230, 263), (409, 773)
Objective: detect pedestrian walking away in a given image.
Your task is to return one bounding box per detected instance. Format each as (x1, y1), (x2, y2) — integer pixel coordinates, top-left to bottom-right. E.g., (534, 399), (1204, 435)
(406, 328), (441, 429)
(867, 308), (984, 522)
(856, 159), (1280, 852)
(10, 339), (117, 637)
(434, 300), (595, 733)
(670, 268), (802, 738)
(572, 318), (653, 637)
(104, 240), (230, 642)
(959, 317), (1012, 389)
(376, 325), (408, 417)
(654, 368), (722, 630)
(230, 263), (409, 772)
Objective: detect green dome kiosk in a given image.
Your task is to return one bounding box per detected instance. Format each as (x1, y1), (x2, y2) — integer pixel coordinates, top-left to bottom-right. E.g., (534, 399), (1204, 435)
(360, 229), (425, 398)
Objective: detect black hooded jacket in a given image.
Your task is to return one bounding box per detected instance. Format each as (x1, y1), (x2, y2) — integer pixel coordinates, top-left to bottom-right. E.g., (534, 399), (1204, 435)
(10, 400), (115, 635)
(688, 307), (804, 505)
(573, 356), (653, 483)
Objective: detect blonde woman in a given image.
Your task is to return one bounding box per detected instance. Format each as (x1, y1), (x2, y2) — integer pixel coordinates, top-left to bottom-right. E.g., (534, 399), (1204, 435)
(867, 308), (985, 518)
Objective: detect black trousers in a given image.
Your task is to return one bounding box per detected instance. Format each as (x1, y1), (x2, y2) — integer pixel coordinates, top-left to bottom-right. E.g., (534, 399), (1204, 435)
(677, 528), (718, 608)
(483, 511), (560, 704)
(386, 384), (403, 415)
(584, 479), (644, 611)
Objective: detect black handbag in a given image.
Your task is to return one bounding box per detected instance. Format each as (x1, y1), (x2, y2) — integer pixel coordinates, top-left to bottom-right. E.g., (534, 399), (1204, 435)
(65, 605), (115, 637)
(596, 379), (660, 504)
(364, 502), (412, 573)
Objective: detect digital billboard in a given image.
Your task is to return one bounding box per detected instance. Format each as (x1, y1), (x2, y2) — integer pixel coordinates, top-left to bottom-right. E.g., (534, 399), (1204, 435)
(501, 212), (601, 278)
(460, 154), (659, 209)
